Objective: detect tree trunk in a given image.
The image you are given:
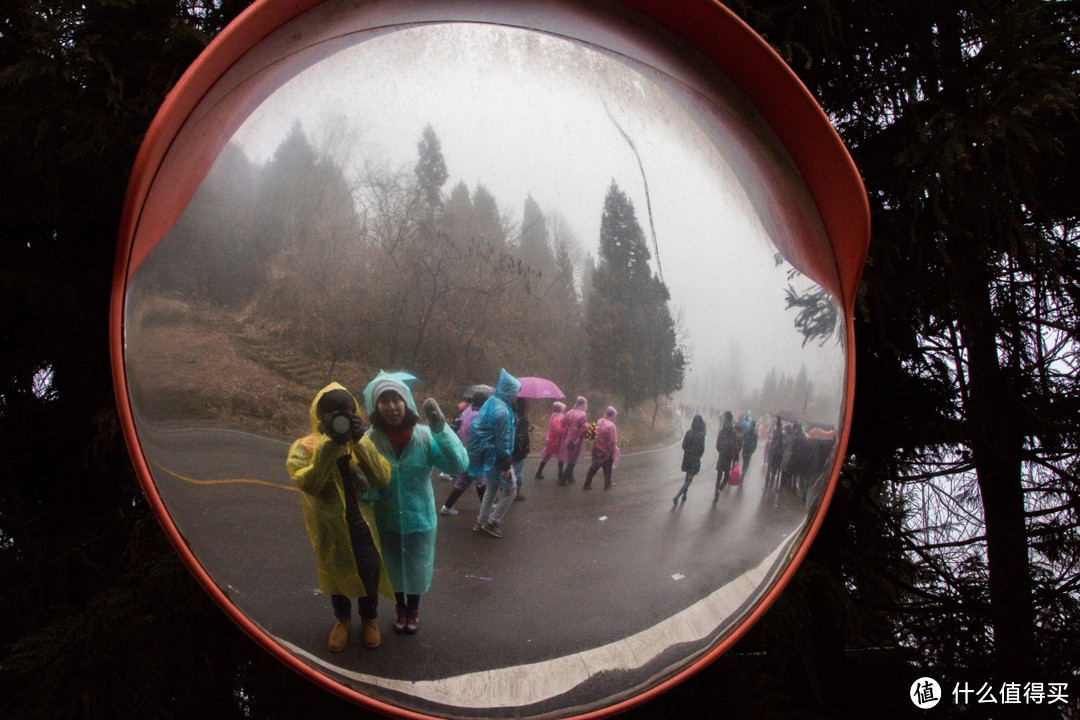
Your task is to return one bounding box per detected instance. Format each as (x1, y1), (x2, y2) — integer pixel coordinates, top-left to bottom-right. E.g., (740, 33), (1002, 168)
(955, 261), (1039, 690)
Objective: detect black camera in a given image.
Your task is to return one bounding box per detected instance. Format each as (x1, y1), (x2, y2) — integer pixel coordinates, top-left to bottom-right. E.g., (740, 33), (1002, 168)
(322, 411), (365, 444)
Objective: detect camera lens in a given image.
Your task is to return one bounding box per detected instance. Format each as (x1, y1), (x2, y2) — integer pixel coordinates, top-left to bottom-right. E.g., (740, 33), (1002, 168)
(330, 413), (352, 437)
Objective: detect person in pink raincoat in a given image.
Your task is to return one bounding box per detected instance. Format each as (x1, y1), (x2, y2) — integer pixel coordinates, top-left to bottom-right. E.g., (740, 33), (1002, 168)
(438, 389), (491, 516)
(583, 406), (620, 490)
(533, 400), (566, 481)
(558, 396), (589, 484)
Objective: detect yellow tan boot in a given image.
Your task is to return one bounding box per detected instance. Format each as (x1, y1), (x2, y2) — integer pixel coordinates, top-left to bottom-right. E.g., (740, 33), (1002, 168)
(328, 618), (350, 652)
(361, 618), (381, 649)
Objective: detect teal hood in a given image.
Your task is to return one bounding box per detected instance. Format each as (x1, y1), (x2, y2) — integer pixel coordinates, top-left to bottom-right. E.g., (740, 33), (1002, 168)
(494, 368), (520, 404)
(362, 370), (419, 416)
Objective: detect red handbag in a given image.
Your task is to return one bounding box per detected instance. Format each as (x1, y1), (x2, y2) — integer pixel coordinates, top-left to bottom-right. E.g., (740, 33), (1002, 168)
(729, 463), (742, 486)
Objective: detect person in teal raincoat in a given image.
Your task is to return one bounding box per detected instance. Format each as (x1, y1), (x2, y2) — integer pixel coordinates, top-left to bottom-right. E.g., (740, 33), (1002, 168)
(363, 371), (468, 635)
(287, 383), (393, 652)
(466, 369), (521, 538)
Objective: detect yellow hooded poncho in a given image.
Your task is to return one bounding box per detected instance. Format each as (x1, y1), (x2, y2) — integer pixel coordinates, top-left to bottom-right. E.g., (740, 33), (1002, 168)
(286, 383), (394, 600)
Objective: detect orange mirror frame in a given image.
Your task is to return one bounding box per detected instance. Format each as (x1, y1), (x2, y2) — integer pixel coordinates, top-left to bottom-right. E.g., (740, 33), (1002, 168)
(111, 1), (869, 717)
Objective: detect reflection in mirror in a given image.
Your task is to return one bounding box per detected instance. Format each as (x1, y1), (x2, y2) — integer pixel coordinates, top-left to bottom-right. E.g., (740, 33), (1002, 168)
(122, 14), (847, 720)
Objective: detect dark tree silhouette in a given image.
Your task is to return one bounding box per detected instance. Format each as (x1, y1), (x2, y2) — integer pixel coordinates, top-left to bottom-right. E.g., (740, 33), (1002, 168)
(586, 181), (684, 410)
(414, 123), (448, 214)
(5, 1), (1078, 718)
(731, 0), (1080, 707)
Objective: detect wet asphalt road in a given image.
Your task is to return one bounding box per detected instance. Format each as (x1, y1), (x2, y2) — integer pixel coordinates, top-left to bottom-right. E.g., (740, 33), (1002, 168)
(137, 424), (811, 715)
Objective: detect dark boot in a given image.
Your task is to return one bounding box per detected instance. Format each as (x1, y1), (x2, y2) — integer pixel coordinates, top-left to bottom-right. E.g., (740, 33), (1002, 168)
(714, 470), (728, 502)
(534, 460), (547, 480)
(674, 475), (692, 504)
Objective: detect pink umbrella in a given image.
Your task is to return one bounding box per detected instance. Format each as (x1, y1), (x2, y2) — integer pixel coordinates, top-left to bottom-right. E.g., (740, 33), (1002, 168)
(516, 376), (565, 399)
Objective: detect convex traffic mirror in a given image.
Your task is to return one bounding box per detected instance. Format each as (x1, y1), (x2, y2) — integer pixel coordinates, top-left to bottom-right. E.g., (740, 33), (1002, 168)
(112, 1), (868, 717)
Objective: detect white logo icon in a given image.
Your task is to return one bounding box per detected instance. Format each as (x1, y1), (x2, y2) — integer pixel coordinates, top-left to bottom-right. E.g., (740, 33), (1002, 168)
(911, 677), (942, 709)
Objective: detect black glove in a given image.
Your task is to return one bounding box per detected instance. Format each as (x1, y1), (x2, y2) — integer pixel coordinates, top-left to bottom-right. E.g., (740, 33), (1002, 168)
(349, 413), (366, 442)
(423, 397), (445, 433)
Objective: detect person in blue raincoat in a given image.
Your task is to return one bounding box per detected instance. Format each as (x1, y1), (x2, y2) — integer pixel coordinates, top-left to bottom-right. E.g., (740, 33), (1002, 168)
(363, 372), (467, 635)
(466, 369), (521, 538)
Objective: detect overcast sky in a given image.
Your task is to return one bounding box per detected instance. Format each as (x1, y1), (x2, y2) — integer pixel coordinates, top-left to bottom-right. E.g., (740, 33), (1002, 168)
(231, 22), (846, 413)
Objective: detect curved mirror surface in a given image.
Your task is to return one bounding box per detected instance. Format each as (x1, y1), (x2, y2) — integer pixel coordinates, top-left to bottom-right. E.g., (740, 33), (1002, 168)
(122, 14), (847, 719)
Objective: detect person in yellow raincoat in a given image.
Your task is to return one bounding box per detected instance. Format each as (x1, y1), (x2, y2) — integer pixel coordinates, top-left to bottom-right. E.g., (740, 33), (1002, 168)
(287, 383), (393, 652)
(363, 371), (468, 635)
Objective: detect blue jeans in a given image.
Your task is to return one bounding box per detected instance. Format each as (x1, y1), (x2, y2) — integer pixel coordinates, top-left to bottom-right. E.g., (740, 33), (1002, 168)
(331, 518), (380, 620)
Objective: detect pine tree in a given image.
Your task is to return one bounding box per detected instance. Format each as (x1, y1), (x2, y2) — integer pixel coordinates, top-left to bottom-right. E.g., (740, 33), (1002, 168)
(0, 1), (281, 717)
(471, 183), (508, 250)
(586, 181), (684, 409)
(733, 0), (1080, 700)
(442, 180), (474, 248)
(517, 194), (557, 280)
(414, 123), (448, 213)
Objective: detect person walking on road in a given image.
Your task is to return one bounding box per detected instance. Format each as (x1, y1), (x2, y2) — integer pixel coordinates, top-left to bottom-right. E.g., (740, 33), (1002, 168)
(583, 405), (620, 490)
(363, 372), (468, 635)
(673, 413), (707, 504)
(467, 369), (522, 538)
(713, 410), (740, 503)
(439, 390), (489, 516)
(741, 420), (759, 477)
(287, 383), (393, 652)
(765, 416), (785, 492)
(558, 396), (589, 485)
(510, 397), (531, 501)
(533, 400), (566, 481)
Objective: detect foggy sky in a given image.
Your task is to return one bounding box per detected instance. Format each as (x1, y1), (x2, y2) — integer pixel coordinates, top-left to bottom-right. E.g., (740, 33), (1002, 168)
(231, 22), (846, 412)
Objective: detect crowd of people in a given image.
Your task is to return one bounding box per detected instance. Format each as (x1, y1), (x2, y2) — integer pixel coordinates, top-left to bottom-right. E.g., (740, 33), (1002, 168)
(285, 370), (621, 654)
(673, 410), (759, 505)
(675, 405), (835, 506)
(286, 372), (833, 655)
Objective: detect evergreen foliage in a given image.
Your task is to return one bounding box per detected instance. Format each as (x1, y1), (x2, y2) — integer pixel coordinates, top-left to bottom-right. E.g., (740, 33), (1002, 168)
(0, 1), (263, 717)
(585, 181), (686, 411)
(730, 0), (1080, 711)
(414, 123), (448, 213)
(517, 194), (558, 280)
(3, 0), (1079, 718)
